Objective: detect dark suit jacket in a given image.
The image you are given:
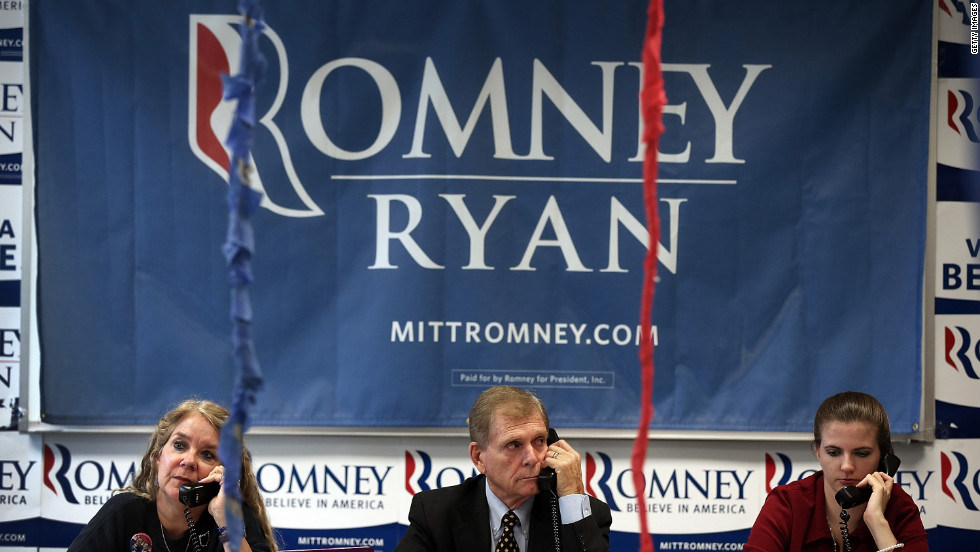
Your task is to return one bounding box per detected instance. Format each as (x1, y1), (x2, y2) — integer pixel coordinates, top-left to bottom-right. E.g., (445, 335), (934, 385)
(393, 474), (612, 552)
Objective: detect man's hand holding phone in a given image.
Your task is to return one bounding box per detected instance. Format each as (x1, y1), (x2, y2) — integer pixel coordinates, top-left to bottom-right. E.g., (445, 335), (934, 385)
(544, 438), (585, 497)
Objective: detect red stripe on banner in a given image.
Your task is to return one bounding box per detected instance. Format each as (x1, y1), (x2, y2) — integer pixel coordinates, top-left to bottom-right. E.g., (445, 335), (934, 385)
(944, 326), (957, 371)
(585, 452), (598, 498)
(42, 445), (56, 494)
(633, 1), (666, 551)
(947, 90), (961, 135)
(405, 450), (417, 495)
(765, 454), (777, 494)
(940, 452), (954, 501)
(196, 23), (231, 171)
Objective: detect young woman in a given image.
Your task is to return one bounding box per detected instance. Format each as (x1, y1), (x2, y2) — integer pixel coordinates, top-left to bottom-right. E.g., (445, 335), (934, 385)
(67, 399), (278, 552)
(744, 391), (928, 551)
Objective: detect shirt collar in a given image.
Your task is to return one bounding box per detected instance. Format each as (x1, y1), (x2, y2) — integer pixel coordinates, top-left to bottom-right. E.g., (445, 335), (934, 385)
(485, 480), (534, 535)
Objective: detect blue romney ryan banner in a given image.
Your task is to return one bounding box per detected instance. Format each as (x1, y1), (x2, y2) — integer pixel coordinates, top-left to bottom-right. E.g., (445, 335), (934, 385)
(31, 0), (930, 431)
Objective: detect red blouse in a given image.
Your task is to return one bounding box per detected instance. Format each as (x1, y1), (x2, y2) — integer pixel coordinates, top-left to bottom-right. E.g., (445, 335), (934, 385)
(744, 471), (928, 551)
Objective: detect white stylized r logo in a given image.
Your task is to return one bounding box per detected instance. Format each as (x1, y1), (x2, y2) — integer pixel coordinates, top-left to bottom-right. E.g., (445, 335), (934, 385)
(188, 15), (322, 217)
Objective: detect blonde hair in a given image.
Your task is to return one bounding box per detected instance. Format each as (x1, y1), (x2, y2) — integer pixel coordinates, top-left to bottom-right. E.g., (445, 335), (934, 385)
(124, 399), (278, 550)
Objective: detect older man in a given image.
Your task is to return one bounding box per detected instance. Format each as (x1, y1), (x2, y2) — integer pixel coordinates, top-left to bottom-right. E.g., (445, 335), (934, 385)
(394, 386), (612, 552)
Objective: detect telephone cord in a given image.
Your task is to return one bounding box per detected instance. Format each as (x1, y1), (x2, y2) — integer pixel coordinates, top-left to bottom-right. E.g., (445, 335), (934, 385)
(549, 490), (561, 552)
(183, 506), (205, 552)
(838, 509), (854, 552)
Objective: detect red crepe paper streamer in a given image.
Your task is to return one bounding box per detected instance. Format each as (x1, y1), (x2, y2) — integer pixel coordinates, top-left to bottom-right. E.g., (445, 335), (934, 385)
(632, 0), (665, 551)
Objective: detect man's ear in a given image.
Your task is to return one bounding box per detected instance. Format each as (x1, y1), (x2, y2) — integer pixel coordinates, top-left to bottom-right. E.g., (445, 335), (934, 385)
(469, 442), (486, 474)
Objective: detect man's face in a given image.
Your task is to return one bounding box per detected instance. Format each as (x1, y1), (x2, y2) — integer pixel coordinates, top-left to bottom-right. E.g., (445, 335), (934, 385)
(470, 410), (549, 509)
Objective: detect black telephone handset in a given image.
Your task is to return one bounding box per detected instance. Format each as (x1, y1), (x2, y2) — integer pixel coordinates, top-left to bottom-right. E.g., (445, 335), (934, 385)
(537, 428), (561, 552)
(537, 428), (560, 493)
(834, 453), (901, 509)
(178, 480), (221, 508)
(177, 480), (221, 552)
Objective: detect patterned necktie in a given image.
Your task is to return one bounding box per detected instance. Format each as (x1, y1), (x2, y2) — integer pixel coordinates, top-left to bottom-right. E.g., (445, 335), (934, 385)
(495, 510), (519, 552)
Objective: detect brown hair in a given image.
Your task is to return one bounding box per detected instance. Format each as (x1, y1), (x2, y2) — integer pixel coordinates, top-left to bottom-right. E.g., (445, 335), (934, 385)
(467, 386), (549, 447)
(813, 391), (893, 457)
(124, 399), (278, 550)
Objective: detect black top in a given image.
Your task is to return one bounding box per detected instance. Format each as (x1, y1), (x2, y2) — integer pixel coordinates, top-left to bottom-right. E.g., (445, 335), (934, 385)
(394, 474), (612, 552)
(66, 492), (273, 552)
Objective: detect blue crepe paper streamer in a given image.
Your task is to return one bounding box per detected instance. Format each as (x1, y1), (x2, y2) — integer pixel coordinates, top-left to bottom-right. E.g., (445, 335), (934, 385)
(218, 1), (267, 550)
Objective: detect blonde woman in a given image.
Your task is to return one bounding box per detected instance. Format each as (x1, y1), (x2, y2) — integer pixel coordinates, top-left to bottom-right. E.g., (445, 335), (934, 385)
(67, 399), (277, 552)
